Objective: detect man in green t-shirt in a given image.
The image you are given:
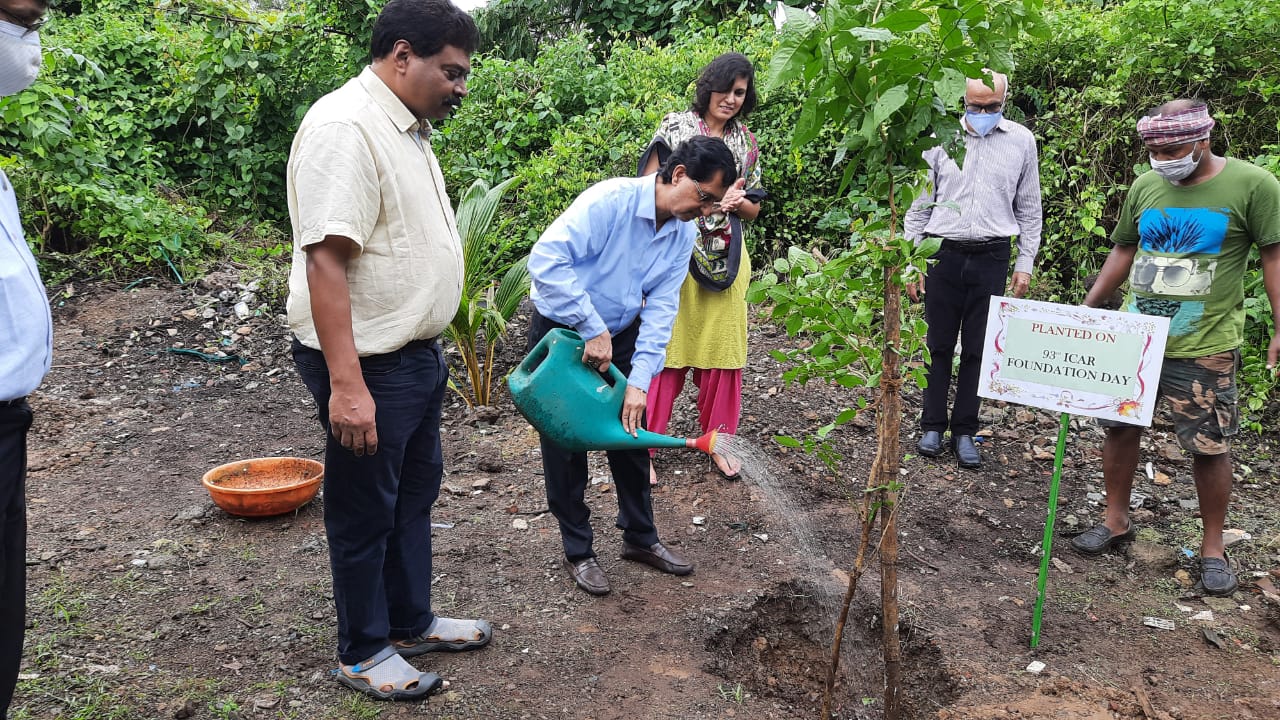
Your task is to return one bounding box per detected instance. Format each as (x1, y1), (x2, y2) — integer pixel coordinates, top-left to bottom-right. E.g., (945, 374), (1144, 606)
(1076, 99), (1280, 597)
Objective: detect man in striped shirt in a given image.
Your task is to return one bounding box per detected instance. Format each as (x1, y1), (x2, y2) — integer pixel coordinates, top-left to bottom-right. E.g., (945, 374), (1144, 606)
(905, 71), (1044, 470)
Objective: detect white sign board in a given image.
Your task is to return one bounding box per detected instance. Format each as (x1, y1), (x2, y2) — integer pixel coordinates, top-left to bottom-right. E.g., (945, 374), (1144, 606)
(977, 298), (1170, 426)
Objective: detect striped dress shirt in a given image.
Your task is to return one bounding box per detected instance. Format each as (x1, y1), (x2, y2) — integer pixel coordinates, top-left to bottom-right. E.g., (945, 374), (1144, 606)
(904, 118), (1044, 275)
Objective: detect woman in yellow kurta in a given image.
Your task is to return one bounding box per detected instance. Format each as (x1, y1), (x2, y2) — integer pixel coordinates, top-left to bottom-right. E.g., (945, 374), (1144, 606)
(639, 53), (766, 482)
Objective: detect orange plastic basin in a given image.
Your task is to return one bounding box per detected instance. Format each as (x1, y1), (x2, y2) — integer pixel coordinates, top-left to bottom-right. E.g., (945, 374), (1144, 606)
(201, 457), (323, 518)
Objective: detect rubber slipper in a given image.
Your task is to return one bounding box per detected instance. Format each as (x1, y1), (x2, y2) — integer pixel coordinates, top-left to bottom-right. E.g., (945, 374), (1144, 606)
(394, 616), (492, 656)
(1199, 555), (1238, 597)
(334, 646), (442, 701)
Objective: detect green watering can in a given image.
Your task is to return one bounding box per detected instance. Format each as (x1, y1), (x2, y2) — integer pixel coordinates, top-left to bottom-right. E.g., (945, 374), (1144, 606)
(508, 328), (719, 454)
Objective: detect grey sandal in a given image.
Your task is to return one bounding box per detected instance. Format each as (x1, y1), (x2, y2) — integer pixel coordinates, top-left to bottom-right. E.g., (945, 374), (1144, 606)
(334, 646), (442, 700)
(394, 616), (493, 656)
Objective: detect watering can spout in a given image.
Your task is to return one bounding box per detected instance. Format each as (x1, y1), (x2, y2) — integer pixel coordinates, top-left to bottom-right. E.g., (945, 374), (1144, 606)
(508, 329), (716, 453)
(687, 429), (717, 455)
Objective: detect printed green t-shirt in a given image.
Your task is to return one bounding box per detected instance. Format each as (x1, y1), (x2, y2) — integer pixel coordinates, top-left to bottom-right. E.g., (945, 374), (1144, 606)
(1112, 158), (1280, 358)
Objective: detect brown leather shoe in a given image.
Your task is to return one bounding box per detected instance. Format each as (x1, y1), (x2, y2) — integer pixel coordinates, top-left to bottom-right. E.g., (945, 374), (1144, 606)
(563, 557), (610, 596)
(620, 541), (693, 576)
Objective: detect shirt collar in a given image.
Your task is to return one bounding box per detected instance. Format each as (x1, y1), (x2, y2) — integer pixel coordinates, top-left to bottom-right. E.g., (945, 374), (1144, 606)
(357, 66), (434, 139)
(639, 175), (659, 228)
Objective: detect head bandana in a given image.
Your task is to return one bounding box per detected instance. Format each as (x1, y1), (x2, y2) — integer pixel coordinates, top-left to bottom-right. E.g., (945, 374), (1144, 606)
(1136, 105), (1214, 145)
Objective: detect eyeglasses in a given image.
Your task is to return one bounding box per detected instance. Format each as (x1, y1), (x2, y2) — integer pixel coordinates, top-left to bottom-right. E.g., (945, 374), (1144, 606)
(0, 6), (46, 35)
(964, 101), (1004, 114)
(691, 178), (719, 206)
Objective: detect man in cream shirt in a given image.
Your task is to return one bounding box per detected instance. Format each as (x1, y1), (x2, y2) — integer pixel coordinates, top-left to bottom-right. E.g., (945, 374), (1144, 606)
(286, 0), (490, 701)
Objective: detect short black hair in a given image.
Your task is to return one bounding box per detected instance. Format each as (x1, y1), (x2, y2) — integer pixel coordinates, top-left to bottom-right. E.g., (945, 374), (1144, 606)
(659, 135), (739, 187)
(371, 0), (479, 61)
(691, 53), (757, 120)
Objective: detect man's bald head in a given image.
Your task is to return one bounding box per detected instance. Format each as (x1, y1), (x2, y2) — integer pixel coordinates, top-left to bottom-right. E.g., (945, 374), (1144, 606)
(965, 71), (1008, 103)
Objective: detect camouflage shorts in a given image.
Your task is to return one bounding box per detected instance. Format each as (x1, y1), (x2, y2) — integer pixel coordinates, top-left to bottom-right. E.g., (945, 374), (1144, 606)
(1098, 349), (1239, 455)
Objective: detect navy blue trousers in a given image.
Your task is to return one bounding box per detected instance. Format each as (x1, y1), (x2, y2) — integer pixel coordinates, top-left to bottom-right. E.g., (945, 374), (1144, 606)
(0, 402), (29, 718)
(293, 339), (446, 665)
(921, 240), (1010, 436)
(527, 313), (658, 562)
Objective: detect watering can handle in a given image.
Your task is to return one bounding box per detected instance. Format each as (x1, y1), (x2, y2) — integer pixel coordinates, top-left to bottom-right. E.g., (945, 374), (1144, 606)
(600, 360), (628, 389)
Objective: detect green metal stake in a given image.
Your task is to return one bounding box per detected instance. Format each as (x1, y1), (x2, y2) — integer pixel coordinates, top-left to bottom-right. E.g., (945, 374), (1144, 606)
(1031, 411), (1071, 648)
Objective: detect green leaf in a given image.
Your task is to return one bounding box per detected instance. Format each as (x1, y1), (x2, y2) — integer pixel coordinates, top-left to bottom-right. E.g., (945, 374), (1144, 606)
(871, 84), (910, 127)
(774, 435), (802, 448)
(763, 28), (813, 96)
(933, 68), (968, 105)
(874, 9), (930, 33)
(847, 27), (894, 43)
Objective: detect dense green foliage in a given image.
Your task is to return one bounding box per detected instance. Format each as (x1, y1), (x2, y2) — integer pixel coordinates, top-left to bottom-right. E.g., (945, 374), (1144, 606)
(473, 0), (776, 60)
(0, 0), (355, 280)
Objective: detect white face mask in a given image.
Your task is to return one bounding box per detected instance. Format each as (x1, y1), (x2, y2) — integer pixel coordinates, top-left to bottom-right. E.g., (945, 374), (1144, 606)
(1149, 143), (1203, 182)
(0, 21), (41, 97)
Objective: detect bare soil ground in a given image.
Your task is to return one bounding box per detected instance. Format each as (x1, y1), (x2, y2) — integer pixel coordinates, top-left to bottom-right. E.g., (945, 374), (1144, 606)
(12, 273), (1280, 720)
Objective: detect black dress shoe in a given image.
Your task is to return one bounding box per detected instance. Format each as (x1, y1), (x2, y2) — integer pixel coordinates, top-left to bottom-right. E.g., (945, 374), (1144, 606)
(1069, 521), (1137, 556)
(917, 430), (944, 457)
(952, 434), (981, 469)
(620, 541), (693, 576)
(564, 557), (610, 596)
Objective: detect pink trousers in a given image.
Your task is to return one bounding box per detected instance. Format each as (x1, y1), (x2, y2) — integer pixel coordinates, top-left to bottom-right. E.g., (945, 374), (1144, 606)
(645, 367), (742, 457)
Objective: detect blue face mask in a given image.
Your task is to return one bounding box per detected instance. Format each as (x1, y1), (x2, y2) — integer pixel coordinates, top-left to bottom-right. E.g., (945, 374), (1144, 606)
(965, 111), (1002, 137)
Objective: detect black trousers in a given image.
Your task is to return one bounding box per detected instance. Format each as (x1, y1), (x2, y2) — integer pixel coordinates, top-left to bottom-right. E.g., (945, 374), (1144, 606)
(293, 339), (446, 666)
(0, 401), (30, 717)
(920, 240), (1011, 436)
(527, 312), (658, 562)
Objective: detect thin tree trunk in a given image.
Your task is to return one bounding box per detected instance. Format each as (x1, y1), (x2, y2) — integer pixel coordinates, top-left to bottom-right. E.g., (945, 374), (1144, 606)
(879, 264), (903, 720)
(821, 467), (880, 719)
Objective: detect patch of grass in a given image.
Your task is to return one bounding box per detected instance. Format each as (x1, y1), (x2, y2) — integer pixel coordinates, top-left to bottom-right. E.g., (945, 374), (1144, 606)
(1050, 586), (1094, 613)
(12, 675), (139, 719)
(188, 597), (220, 615)
(232, 589), (268, 619)
(289, 617), (328, 640)
(326, 693), (383, 719)
(208, 697), (241, 719)
(36, 574), (90, 626)
(717, 682), (746, 704)
(1217, 625), (1264, 650)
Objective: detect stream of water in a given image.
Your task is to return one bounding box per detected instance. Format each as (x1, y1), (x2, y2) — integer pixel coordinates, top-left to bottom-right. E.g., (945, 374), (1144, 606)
(712, 433), (846, 623)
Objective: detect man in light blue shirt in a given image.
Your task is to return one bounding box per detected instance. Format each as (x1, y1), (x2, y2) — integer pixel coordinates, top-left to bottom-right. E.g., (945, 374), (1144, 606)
(0, 0), (52, 714)
(528, 135), (738, 596)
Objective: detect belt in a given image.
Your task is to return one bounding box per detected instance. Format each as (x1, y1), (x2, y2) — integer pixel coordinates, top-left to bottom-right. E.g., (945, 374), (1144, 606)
(0, 397), (27, 408)
(291, 336), (439, 355)
(937, 236), (1011, 252)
